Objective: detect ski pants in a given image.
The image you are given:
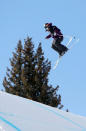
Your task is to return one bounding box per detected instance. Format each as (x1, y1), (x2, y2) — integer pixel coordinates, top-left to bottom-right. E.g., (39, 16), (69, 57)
(52, 37), (68, 55)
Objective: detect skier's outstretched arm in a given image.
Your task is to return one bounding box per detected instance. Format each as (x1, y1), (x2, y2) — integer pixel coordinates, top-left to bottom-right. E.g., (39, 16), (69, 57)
(45, 34), (51, 39)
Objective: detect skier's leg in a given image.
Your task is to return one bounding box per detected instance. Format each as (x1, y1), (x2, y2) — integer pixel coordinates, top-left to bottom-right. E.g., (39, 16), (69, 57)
(52, 39), (62, 55)
(54, 37), (68, 56)
(59, 44), (68, 52)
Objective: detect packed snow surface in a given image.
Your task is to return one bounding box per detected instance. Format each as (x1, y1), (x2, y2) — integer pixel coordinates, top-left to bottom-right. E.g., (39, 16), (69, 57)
(0, 91), (86, 131)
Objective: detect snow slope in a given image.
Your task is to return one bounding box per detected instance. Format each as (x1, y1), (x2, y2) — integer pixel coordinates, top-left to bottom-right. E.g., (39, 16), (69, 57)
(0, 91), (86, 131)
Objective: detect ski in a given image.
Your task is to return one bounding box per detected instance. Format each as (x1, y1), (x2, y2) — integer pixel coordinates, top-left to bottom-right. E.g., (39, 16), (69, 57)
(68, 38), (79, 49)
(53, 55), (62, 70)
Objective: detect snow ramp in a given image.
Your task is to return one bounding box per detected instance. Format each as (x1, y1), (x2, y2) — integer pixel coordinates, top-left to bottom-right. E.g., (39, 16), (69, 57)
(0, 91), (86, 131)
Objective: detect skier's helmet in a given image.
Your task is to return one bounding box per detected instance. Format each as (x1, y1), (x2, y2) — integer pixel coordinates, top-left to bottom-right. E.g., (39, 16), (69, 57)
(44, 23), (52, 28)
(44, 23), (52, 31)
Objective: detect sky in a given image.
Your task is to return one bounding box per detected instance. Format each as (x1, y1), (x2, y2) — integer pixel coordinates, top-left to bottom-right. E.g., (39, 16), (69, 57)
(0, 91), (86, 131)
(0, 0), (86, 116)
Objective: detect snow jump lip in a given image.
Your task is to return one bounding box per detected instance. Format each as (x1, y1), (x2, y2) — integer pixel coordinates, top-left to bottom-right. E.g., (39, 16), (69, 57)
(0, 91), (86, 131)
(28, 99), (86, 131)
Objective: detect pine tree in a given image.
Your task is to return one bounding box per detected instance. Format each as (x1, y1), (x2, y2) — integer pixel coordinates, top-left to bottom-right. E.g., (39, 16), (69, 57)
(3, 40), (24, 96)
(3, 37), (63, 108)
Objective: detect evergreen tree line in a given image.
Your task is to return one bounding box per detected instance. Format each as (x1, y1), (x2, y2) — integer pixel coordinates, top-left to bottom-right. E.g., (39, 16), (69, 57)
(3, 37), (63, 109)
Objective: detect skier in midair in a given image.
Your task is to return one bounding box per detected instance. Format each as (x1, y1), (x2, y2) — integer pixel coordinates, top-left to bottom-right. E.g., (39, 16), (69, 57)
(44, 23), (68, 56)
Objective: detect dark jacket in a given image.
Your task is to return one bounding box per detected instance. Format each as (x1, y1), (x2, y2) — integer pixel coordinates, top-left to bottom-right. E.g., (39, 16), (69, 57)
(45, 26), (63, 39)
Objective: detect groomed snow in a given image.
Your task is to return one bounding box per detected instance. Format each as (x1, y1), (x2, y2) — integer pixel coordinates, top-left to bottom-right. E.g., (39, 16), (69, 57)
(0, 91), (86, 131)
